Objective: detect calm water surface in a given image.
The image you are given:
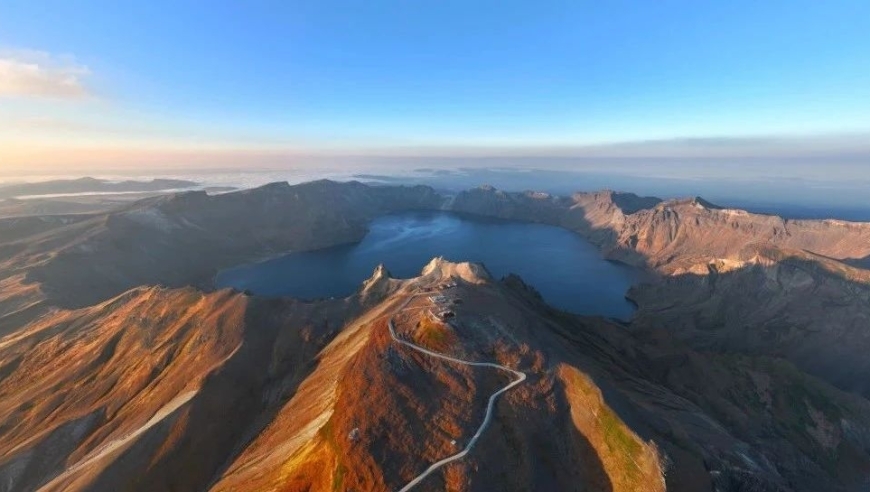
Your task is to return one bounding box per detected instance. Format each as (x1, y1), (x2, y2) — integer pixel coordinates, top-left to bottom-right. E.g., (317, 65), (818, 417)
(216, 211), (643, 319)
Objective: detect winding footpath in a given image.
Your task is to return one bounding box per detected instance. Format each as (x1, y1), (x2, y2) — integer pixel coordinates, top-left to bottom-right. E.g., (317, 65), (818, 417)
(388, 293), (527, 492)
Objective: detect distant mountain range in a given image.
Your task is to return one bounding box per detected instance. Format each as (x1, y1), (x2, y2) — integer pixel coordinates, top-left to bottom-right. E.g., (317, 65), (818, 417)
(0, 177), (200, 199)
(2, 180), (870, 491)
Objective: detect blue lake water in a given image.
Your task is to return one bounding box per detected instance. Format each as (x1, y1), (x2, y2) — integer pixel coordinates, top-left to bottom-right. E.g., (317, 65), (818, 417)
(215, 211), (644, 319)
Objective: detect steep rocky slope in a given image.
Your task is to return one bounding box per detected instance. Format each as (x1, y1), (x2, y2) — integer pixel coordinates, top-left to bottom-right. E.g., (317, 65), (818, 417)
(629, 245), (870, 397)
(3, 180), (870, 490)
(3, 260), (870, 491)
(210, 260), (665, 492)
(0, 180), (441, 331)
(450, 186), (870, 401)
(0, 283), (370, 492)
(450, 186), (870, 272)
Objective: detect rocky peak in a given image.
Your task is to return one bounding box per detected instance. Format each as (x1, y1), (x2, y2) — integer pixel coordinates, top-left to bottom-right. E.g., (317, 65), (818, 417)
(364, 263), (391, 285)
(690, 196), (721, 210)
(659, 196), (721, 212)
(360, 263), (393, 297)
(420, 256), (491, 284)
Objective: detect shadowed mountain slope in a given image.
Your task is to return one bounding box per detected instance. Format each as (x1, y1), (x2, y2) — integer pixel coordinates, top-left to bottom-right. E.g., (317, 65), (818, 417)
(3, 261), (870, 491)
(450, 186), (870, 402)
(2, 181), (870, 490)
(450, 186), (870, 272)
(0, 180), (442, 335)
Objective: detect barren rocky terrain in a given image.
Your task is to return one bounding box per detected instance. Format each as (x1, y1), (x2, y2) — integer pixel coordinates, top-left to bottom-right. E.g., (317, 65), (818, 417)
(2, 180), (870, 491)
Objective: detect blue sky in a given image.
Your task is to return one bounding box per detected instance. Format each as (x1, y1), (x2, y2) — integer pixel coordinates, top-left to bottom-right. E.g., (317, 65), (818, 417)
(1, 0), (869, 172)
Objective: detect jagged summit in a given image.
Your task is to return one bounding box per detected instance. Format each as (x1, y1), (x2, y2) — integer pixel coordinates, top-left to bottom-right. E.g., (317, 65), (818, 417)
(612, 192), (661, 214)
(420, 256), (491, 283)
(371, 262), (391, 280)
(359, 263), (396, 299)
(655, 195), (721, 210)
(690, 196), (720, 209)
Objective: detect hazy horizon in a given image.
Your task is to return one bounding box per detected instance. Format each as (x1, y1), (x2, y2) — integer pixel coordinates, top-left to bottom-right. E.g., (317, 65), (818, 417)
(3, 162), (870, 222)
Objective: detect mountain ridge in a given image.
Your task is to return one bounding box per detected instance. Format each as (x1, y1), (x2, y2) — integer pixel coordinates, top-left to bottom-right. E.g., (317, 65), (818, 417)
(3, 180), (870, 490)
(4, 260), (870, 490)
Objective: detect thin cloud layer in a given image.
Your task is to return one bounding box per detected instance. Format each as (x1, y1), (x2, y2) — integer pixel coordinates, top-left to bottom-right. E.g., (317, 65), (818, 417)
(0, 51), (90, 99)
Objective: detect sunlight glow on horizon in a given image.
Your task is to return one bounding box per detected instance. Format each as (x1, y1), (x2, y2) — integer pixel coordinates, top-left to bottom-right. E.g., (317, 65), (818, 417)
(1, 1), (868, 172)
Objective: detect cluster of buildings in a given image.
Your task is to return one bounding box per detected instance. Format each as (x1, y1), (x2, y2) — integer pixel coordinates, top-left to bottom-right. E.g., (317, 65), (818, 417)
(428, 284), (460, 320)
